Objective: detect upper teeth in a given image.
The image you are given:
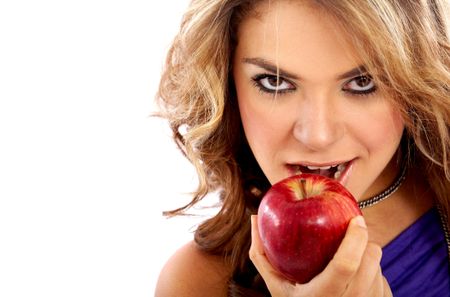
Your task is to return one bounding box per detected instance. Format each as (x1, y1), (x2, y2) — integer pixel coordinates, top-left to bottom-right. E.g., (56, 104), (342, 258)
(293, 163), (347, 175)
(306, 165), (332, 170)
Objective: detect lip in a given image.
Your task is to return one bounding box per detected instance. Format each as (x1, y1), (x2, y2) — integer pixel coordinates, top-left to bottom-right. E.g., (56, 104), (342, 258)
(286, 159), (355, 186)
(337, 160), (354, 186)
(288, 160), (351, 167)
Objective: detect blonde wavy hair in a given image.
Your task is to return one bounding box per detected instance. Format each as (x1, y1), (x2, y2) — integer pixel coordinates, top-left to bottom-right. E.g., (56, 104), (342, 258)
(156, 0), (450, 294)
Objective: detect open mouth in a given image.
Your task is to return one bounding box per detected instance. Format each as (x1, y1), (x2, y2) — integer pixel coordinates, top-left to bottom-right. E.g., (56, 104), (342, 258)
(288, 161), (350, 180)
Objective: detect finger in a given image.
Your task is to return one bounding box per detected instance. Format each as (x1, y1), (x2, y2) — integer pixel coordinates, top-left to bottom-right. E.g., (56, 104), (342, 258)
(367, 267), (384, 297)
(367, 270), (393, 297)
(249, 215), (283, 280)
(345, 242), (383, 295)
(381, 276), (393, 297)
(249, 215), (292, 295)
(313, 216), (369, 293)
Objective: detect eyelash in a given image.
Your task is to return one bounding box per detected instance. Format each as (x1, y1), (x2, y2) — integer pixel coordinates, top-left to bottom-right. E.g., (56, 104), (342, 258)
(251, 74), (377, 97)
(342, 75), (377, 97)
(251, 74), (295, 95)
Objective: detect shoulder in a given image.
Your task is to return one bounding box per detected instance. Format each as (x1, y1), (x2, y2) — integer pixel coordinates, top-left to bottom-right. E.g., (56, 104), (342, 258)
(155, 241), (232, 297)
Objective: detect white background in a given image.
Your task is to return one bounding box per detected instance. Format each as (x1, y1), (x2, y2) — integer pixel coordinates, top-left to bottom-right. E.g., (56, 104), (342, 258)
(0, 1), (219, 296)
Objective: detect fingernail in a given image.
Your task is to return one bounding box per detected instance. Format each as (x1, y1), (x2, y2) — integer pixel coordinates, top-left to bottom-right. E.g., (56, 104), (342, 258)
(353, 216), (366, 228)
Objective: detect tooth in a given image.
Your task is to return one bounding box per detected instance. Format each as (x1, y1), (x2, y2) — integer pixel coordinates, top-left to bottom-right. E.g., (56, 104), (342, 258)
(334, 171), (342, 179)
(337, 164), (346, 172)
(307, 165), (331, 170)
(307, 165), (320, 170)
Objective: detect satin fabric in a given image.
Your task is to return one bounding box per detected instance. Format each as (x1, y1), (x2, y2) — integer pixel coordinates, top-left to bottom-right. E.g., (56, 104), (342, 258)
(381, 208), (450, 297)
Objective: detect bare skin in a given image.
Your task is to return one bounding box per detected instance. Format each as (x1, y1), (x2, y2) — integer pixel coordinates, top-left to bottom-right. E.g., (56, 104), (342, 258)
(155, 241), (231, 297)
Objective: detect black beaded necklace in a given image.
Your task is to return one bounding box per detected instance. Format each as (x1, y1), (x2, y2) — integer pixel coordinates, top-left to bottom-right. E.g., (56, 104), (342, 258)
(357, 165), (407, 209)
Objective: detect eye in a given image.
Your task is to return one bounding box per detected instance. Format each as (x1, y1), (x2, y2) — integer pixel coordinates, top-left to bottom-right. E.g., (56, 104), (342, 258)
(343, 75), (376, 95)
(252, 74), (296, 94)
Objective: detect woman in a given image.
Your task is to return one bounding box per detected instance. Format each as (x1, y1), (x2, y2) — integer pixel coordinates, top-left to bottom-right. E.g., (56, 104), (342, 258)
(155, 0), (450, 296)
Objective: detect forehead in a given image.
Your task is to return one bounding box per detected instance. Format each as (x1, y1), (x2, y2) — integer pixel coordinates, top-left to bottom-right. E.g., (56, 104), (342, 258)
(234, 1), (362, 80)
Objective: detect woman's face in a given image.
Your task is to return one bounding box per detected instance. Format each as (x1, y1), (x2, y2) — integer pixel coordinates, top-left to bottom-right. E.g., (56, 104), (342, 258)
(232, 1), (404, 201)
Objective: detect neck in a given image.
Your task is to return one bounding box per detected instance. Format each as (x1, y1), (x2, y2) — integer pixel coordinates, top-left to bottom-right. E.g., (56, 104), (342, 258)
(362, 168), (434, 247)
(358, 165), (407, 209)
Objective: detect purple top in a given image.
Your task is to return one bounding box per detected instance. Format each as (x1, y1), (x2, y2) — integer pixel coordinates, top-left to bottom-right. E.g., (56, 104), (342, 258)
(381, 208), (450, 297)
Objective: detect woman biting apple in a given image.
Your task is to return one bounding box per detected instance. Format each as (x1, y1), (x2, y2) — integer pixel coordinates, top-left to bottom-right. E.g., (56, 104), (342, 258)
(154, 1), (450, 296)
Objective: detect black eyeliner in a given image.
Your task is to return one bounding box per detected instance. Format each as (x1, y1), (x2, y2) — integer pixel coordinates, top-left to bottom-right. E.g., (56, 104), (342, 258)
(251, 73), (296, 95)
(343, 74), (377, 97)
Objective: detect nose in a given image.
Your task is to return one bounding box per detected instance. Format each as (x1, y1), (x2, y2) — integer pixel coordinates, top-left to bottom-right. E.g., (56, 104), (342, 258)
(292, 94), (344, 151)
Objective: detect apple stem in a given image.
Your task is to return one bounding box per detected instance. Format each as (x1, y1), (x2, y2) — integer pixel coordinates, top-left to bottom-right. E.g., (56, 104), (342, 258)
(300, 178), (307, 199)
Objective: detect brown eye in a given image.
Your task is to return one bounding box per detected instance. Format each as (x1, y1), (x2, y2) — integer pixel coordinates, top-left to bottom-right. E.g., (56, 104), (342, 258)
(343, 75), (376, 95)
(354, 76), (372, 88)
(255, 74), (295, 93)
(267, 76), (282, 87)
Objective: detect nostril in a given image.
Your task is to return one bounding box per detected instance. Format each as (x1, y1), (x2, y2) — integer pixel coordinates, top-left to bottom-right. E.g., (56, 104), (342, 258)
(293, 125), (341, 151)
(292, 111), (344, 150)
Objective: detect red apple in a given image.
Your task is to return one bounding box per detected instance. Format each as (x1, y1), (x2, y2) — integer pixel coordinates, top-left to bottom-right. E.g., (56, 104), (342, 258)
(257, 173), (362, 284)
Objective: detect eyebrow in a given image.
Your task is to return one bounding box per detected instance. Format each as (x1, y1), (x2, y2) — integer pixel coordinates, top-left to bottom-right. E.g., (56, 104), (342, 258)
(242, 57), (368, 80)
(337, 65), (368, 80)
(243, 58), (299, 79)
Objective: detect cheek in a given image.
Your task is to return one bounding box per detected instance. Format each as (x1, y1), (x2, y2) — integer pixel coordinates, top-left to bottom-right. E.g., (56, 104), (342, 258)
(354, 105), (404, 152)
(235, 84), (291, 164)
(238, 95), (278, 155)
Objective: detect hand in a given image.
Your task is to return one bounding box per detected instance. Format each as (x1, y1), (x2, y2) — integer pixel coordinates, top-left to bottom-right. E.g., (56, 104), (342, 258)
(249, 215), (393, 297)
